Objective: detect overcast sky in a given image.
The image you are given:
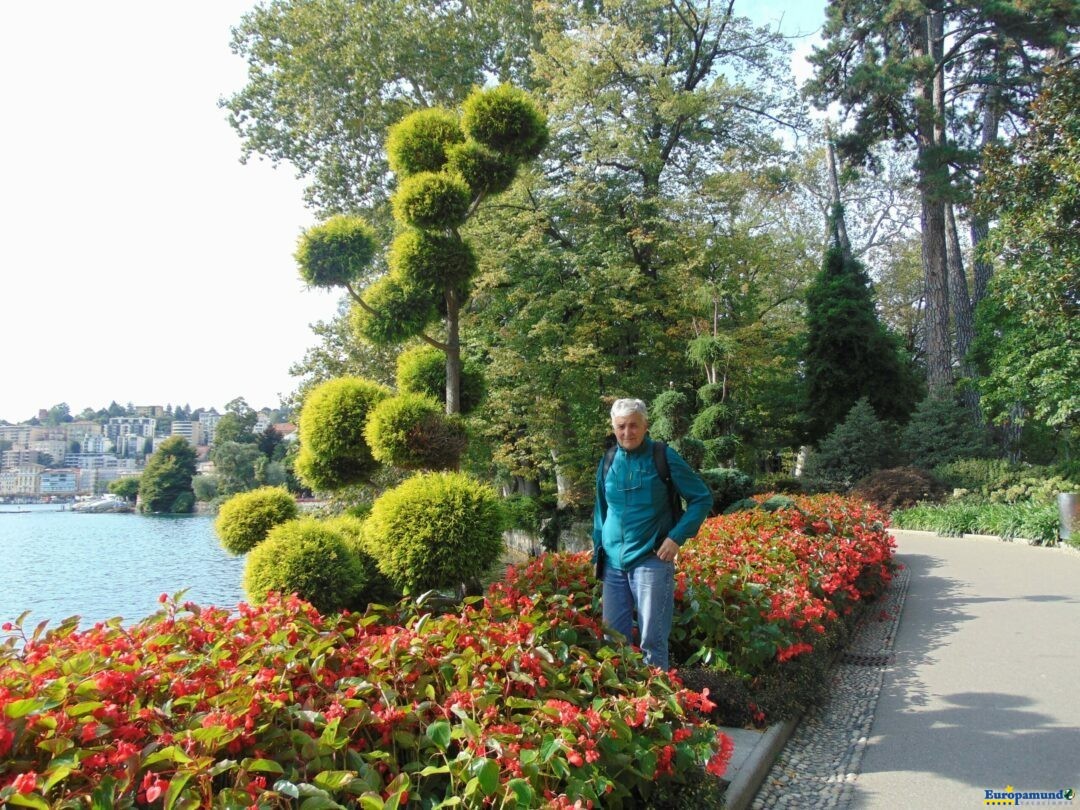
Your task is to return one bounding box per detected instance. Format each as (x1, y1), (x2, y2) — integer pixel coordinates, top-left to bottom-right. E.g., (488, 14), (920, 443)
(0, 1), (823, 424)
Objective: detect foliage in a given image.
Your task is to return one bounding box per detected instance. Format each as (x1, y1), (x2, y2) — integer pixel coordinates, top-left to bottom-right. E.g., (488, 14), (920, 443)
(137, 436), (197, 514)
(396, 344), (485, 415)
(0, 589), (731, 809)
(671, 438), (705, 472)
(850, 467), (949, 512)
(801, 245), (921, 444)
(386, 106), (464, 177)
(387, 228), (477, 294)
(891, 501), (1061, 545)
(933, 458), (1079, 505)
(318, 515), (402, 608)
(974, 66), (1080, 440)
(107, 476), (140, 502)
(391, 171), (472, 230)
(243, 519), (367, 613)
(802, 398), (900, 492)
(210, 441), (264, 497)
(191, 474), (219, 502)
(649, 391), (692, 443)
(214, 486), (299, 555)
(294, 377), (391, 492)
(363, 471), (504, 593)
(460, 82), (548, 159)
(699, 468), (754, 515)
(294, 215), (378, 289)
(446, 140), (518, 196)
(900, 393), (992, 469)
(363, 393), (467, 471)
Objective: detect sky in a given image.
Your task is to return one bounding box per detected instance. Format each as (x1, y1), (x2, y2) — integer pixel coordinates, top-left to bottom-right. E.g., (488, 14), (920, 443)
(0, 1), (824, 425)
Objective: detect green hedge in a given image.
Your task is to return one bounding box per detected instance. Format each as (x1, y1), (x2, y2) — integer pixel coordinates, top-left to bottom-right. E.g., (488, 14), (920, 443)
(891, 501), (1060, 545)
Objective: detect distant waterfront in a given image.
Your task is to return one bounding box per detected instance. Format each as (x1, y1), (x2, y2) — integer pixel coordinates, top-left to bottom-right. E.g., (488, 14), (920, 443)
(0, 505), (246, 631)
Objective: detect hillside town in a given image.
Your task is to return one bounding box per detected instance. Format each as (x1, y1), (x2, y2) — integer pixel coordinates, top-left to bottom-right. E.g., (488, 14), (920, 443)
(0, 405), (295, 501)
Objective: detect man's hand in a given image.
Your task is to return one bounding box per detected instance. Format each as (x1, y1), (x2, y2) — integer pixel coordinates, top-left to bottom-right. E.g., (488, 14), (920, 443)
(656, 537), (680, 563)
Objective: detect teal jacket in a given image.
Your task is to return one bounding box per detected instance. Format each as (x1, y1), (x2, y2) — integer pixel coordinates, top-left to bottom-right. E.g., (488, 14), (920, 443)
(592, 437), (712, 572)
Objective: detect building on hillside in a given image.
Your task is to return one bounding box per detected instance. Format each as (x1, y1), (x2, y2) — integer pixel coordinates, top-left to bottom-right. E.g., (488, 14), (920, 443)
(115, 434), (151, 458)
(64, 453), (122, 469)
(63, 421), (103, 440)
(40, 469), (78, 496)
(135, 405), (165, 418)
(31, 440), (69, 464)
(76, 467), (130, 495)
(77, 433), (112, 454)
(0, 464), (44, 496)
(253, 413), (271, 436)
(2, 449), (41, 470)
(198, 410), (221, 446)
(0, 425), (32, 447)
(171, 421), (205, 446)
(272, 423), (298, 442)
(106, 417), (157, 441)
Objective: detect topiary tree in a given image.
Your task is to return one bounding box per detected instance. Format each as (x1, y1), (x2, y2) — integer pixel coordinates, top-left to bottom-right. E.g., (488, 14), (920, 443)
(215, 486), (298, 555)
(396, 344), (484, 415)
(649, 390), (691, 443)
(699, 468), (754, 515)
(900, 392), (992, 469)
(294, 84), (546, 415)
(802, 398), (900, 491)
(319, 515), (401, 608)
(364, 392), (467, 471)
(294, 377), (391, 492)
(243, 519), (366, 614)
(362, 471), (504, 594)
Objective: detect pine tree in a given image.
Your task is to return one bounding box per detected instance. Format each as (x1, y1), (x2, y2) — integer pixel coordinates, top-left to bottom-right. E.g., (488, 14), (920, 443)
(801, 240), (921, 445)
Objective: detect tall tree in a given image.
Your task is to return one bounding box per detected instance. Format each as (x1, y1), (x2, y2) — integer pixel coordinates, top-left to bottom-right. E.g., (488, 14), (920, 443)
(138, 436), (197, 514)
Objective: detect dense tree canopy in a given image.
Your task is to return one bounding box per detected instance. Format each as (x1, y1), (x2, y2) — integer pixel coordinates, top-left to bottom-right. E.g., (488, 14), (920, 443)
(138, 437), (197, 514)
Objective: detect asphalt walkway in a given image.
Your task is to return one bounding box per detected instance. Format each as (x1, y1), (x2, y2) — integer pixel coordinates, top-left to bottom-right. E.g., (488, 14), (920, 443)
(849, 531), (1080, 808)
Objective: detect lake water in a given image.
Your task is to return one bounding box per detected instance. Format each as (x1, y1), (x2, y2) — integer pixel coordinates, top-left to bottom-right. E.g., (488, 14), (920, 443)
(0, 504), (246, 632)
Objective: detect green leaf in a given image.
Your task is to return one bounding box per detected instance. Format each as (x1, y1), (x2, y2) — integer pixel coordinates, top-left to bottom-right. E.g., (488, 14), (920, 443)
(470, 758), (499, 796)
(358, 796), (384, 810)
(42, 766), (72, 794)
(426, 720), (452, 751)
(273, 780), (301, 799)
(163, 771), (193, 810)
(5, 698), (45, 719)
(143, 746), (194, 767)
(299, 798), (346, 810)
(313, 771), (356, 791)
(539, 734), (559, 762)
(244, 758), (285, 774)
(6, 794), (50, 810)
(419, 764), (451, 776)
(507, 778), (535, 806)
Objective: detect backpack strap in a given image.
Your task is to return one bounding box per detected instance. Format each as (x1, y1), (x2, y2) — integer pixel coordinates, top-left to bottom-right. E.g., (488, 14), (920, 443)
(652, 440), (684, 524)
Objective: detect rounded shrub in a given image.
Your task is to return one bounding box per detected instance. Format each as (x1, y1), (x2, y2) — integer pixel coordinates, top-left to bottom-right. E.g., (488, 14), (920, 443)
(388, 228), (477, 293)
(703, 435), (740, 468)
(700, 468), (754, 515)
(461, 84), (548, 159)
(320, 515), (401, 607)
(243, 519), (367, 614)
(295, 215), (378, 288)
(445, 140), (519, 196)
(215, 486), (298, 555)
(364, 471), (504, 593)
(391, 171), (472, 230)
(364, 392), (467, 470)
(294, 377), (391, 492)
(350, 277), (438, 346)
(396, 344), (485, 414)
(697, 383), (726, 406)
(851, 466), (948, 512)
(671, 437), (705, 471)
(690, 403), (734, 440)
(650, 390), (691, 442)
(386, 107), (464, 177)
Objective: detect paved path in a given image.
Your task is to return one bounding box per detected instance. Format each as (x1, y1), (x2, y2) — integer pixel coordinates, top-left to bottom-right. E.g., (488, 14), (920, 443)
(850, 532), (1080, 808)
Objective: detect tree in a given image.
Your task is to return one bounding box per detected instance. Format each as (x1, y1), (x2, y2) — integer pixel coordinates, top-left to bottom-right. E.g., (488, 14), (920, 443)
(211, 442), (265, 497)
(138, 436), (197, 514)
(801, 241), (922, 444)
(108, 476), (141, 502)
(214, 399), (258, 445)
(44, 403), (72, 426)
(973, 66), (1080, 450)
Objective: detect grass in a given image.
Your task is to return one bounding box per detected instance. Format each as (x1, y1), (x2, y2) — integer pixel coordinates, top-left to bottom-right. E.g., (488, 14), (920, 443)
(891, 500), (1062, 546)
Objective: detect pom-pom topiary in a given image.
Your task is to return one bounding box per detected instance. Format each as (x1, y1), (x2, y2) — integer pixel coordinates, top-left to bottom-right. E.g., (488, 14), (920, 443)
(703, 435), (740, 468)
(391, 171), (472, 230)
(350, 277), (439, 346)
(294, 377), (390, 492)
(363, 471), (504, 593)
(294, 215), (378, 288)
(697, 383), (726, 406)
(671, 437), (705, 471)
(364, 392), (467, 470)
(320, 515), (401, 607)
(396, 344), (485, 414)
(445, 140), (519, 197)
(461, 84), (548, 159)
(387, 228), (477, 293)
(386, 107), (464, 177)
(243, 519), (367, 614)
(215, 486), (298, 555)
(650, 390), (691, 442)
(690, 403), (734, 440)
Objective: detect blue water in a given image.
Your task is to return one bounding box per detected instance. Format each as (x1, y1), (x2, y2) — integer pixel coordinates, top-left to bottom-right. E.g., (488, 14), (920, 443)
(0, 505), (246, 631)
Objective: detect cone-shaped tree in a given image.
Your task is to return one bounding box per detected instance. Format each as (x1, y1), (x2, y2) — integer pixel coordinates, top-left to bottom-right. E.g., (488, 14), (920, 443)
(801, 236), (922, 445)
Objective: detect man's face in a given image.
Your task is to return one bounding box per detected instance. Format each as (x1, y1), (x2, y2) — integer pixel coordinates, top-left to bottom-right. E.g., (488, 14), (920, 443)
(612, 412), (648, 451)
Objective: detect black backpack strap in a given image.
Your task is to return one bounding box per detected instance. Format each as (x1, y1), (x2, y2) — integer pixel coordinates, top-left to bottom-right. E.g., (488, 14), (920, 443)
(599, 445), (617, 519)
(652, 440), (684, 523)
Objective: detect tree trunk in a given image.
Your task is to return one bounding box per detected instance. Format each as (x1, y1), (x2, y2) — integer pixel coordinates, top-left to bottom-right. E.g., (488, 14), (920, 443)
(971, 49), (1004, 308)
(445, 286), (461, 415)
(824, 125), (852, 260)
(945, 203), (981, 419)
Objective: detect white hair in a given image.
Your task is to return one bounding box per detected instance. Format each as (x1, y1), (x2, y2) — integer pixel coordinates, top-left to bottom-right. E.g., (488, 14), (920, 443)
(610, 398), (648, 421)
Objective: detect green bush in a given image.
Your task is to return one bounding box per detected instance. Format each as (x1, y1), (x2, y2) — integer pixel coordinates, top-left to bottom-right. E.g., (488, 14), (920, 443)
(243, 519), (367, 613)
(671, 437), (705, 471)
(391, 171), (471, 230)
(364, 392), (467, 470)
(900, 392), (992, 468)
(932, 457), (1018, 492)
(700, 468), (754, 514)
(386, 107), (464, 176)
(396, 344), (485, 414)
(350, 277), (439, 346)
(702, 435), (739, 469)
(891, 501), (1060, 544)
(214, 486), (299, 555)
(387, 228), (477, 294)
(364, 471), (505, 593)
(445, 139), (519, 196)
(754, 473), (803, 495)
(723, 497), (759, 514)
(689, 403), (733, 441)
(320, 515), (401, 607)
(500, 494), (546, 533)
(294, 377), (391, 492)
(759, 494), (797, 512)
(932, 458), (1078, 504)
(461, 83), (548, 159)
(650, 390), (691, 442)
(294, 215), (377, 288)
(697, 383), (726, 406)
(802, 398), (899, 491)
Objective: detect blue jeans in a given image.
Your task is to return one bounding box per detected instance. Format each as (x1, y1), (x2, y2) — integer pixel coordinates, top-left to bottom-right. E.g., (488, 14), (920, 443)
(602, 554), (675, 669)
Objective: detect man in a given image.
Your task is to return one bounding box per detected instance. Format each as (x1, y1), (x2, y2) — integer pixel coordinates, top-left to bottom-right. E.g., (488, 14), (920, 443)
(593, 398), (712, 668)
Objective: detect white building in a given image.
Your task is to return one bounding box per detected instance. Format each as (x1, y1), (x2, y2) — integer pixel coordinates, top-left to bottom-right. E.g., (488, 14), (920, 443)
(171, 421), (205, 446)
(40, 469), (78, 496)
(0, 464), (44, 496)
(106, 417), (157, 441)
(198, 410), (221, 446)
(0, 425), (32, 447)
(2, 449), (41, 470)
